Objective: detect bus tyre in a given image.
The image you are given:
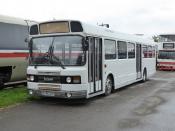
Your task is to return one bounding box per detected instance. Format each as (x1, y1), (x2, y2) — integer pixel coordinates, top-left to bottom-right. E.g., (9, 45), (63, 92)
(105, 76), (113, 96)
(142, 70), (147, 82)
(0, 80), (4, 90)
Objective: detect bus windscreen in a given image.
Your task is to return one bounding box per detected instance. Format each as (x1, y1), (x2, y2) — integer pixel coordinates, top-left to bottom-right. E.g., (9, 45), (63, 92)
(158, 50), (175, 59)
(40, 22), (69, 34)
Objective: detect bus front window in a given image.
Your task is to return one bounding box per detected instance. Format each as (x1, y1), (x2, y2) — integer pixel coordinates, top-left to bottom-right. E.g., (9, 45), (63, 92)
(158, 50), (175, 59)
(30, 36), (86, 66)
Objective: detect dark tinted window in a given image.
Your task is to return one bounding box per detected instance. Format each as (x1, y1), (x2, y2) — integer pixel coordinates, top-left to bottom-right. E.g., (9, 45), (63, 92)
(159, 35), (175, 42)
(128, 43), (135, 58)
(152, 46), (155, 58)
(148, 46), (153, 58)
(142, 45), (148, 58)
(163, 43), (174, 49)
(104, 39), (116, 59)
(0, 22), (28, 50)
(158, 50), (175, 59)
(142, 45), (154, 58)
(118, 41), (127, 59)
(71, 21), (83, 32)
(30, 24), (38, 35)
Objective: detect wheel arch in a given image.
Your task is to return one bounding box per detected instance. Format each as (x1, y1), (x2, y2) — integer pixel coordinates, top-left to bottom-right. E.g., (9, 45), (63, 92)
(106, 73), (115, 91)
(0, 66), (12, 83)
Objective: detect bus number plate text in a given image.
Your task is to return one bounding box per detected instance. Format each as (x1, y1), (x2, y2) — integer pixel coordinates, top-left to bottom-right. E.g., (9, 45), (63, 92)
(41, 91), (55, 97)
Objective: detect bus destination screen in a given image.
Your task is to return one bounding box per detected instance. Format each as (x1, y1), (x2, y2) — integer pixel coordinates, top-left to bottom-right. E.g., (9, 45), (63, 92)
(39, 22), (69, 34)
(163, 43), (174, 49)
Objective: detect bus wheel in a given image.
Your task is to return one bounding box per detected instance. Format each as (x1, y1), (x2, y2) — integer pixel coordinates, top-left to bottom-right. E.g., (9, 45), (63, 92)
(105, 76), (113, 96)
(142, 70), (147, 82)
(0, 79), (4, 90)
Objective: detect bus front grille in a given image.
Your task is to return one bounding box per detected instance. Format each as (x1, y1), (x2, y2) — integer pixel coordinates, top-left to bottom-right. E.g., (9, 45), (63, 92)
(38, 84), (61, 91)
(36, 76), (61, 83)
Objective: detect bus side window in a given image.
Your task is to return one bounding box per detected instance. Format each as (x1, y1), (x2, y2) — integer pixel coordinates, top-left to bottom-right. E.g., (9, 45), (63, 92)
(88, 37), (95, 82)
(148, 46), (153, 58)
(142, 45), (148, 58)
(128, 42), (135, 59)
(104, 39), (116, 60)
(152, 46), (155, 58)
(118, 41), (127, 59)
(0, 22), (28, 50)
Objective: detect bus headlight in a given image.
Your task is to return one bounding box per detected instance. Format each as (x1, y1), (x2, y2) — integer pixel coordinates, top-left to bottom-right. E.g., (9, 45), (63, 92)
(66, 77), (72, 83)
(27, 75), (34, 82)
(73, 76), (81, 84)
(29, 90), (33, 95)
(65, 76), (81, 84)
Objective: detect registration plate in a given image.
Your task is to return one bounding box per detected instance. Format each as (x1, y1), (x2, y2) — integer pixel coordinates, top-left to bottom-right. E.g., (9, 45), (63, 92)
(41, 91), (55, 97)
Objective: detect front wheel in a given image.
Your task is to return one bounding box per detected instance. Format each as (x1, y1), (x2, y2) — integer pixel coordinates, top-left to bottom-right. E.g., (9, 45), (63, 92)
(0, 79), (4, 90)
(105, 76), (113, 96)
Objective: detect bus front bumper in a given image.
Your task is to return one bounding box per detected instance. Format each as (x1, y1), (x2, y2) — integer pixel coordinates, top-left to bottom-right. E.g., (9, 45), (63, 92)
(28, 89), (87, 99)
(27, 82), (89, 99)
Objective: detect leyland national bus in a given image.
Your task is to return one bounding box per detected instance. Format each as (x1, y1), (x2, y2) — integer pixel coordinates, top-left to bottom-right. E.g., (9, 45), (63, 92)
(27, 20), (156, 99)
(157, 34), (175, 70)
(0, 15), (33, 89)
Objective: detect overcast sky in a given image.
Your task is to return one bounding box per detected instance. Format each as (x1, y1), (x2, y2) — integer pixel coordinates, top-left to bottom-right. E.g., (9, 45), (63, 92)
(0, 0), (175, 35)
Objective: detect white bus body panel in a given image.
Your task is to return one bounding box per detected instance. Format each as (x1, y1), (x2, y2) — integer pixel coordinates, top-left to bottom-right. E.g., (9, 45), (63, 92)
(142, 58), (156, 77)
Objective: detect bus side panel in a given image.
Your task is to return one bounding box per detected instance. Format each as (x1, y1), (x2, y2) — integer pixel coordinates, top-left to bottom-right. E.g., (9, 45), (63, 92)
(0, 22), (29, 83)
(142, 58), (156, 77)
(115, 59), (136, 88)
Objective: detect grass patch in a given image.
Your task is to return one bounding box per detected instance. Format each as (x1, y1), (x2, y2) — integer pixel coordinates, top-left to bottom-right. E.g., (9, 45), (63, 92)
(0, 86), (30, 108)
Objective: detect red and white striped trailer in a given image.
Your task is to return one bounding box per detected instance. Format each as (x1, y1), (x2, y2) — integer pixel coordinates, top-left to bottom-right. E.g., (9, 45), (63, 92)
(0, 15), (31, 88)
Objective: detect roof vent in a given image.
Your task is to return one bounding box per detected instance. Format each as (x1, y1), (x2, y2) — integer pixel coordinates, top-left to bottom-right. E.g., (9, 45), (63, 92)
(98, 23), (109, 28)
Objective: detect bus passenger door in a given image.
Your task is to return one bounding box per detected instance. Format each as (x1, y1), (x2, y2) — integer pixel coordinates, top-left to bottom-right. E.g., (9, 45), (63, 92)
(136, 44), (142, 79)
(88, 37), (102, 94)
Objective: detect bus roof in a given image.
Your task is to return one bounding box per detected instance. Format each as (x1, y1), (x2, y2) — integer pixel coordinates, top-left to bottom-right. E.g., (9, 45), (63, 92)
(81, 21), (155, 45)
(0, 14), (29, 26)
(159, 34), (175, 36)
(32, 20), (156, 45)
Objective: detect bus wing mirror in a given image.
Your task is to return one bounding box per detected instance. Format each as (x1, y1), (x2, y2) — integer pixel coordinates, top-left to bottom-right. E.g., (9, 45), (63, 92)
(82, 37), (89, 51)
(25, 38), (31, 48)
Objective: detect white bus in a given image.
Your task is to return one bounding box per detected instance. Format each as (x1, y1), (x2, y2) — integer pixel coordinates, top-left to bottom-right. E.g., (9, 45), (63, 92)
(157, 34), (175, 70)
(27, 20), (156, 99)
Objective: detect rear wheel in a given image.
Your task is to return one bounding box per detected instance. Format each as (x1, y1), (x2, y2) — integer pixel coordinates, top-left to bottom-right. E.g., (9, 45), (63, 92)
(105, 76), (113, 96)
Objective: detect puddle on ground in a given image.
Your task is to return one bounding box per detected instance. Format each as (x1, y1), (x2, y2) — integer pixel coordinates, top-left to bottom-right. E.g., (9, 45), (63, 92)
(156, 86), (175, 94)
(118, 118), (140, 128)
(133, 96), (165, 116)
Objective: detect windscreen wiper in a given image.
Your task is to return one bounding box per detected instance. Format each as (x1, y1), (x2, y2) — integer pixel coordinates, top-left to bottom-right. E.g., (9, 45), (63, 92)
(48, 37), (66, 69)
(51, 52), (66, 69)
